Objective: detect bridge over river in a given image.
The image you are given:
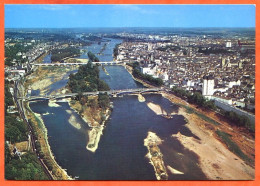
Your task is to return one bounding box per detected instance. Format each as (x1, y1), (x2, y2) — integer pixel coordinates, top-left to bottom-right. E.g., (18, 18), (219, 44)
(21, 88), (162, 102)
(33, 61), (124, 67)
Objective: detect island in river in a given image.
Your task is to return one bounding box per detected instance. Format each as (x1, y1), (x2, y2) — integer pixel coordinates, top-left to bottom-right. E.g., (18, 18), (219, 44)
(24, 64), (255, 180)
(23, 39), (254, 180)
(66, 61), (112, 153)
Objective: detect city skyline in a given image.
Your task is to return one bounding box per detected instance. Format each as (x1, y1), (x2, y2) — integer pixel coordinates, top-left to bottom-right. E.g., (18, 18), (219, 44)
(5, 4), (255, 28)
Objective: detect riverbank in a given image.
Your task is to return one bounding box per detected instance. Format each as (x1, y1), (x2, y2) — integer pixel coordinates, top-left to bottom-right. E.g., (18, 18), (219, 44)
(124, 65), (255, 179)
(124, 64), (154, 88)
(68, 97), (111, 153)
(66, 110), (81, 130)
(25, 66), (77, 96)
(161, 92), (255, 180)
(86, 109), (110, 152)
(137, 94), (145, 102)
(24, 102), (73, 180)
(172, 107), (254, 180)
(147, 102), (167, 115)
(144, 131), (168, 180)
(23, 64), (74, 180)
(102, 66), (109, 75)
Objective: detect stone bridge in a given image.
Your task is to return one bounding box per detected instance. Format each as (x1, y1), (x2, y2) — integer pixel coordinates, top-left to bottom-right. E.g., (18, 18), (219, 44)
(32, 61), (124, 67)
(22, 88), (162, 101)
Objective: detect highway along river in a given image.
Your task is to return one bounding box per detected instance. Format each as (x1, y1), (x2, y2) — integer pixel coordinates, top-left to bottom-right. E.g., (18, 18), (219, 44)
(29, 39), (206, 180)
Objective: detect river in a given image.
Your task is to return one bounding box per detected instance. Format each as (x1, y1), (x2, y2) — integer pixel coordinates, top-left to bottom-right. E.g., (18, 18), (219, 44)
(29, 38), (206, 180)
(75, 38), (122, 62)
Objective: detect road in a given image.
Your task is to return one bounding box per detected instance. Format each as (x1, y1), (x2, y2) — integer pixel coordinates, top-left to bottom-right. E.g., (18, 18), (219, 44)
(33, 60), (124, 67)
(22, 87), (162, 101)
(14, 80), (54, 180)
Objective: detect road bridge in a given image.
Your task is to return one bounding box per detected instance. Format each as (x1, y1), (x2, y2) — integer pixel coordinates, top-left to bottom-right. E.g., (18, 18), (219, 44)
(32, 61), (124, 67)
(21, 88), (162, 101)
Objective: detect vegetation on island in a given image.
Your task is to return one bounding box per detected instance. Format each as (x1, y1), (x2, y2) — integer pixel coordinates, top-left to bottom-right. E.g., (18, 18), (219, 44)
(68, 53), (110, 112)
(87, 51), (100, 62)
(51, 47), (80, 62)
(68, 53), (111, 152)
(5, 82), (48, 180)
(68, 63), (109, 93)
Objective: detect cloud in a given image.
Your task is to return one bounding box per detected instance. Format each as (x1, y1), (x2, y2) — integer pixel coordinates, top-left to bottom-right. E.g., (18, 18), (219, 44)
(113, 5), (158, 14)
(40, 5), (71, 11)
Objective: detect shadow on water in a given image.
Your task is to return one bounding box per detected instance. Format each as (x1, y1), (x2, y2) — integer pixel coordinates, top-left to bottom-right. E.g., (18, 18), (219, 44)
(29, 86), (207, 180)
(143, 94), (207, 180)
(144, 94), (200, 139)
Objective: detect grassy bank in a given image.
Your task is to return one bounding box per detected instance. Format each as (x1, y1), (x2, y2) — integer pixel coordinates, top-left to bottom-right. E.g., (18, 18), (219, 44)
(216, 130), (253, 166)
(24, 102), (71, 180)
(175, 96), (253, 166)
(175, 102), (220, 126)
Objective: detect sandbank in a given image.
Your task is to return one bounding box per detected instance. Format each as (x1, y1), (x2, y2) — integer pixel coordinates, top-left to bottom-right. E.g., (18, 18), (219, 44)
(172, 107), (254, 180)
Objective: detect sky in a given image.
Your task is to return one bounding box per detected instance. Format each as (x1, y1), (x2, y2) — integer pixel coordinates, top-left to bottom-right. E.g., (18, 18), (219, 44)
(5, 4), (256, 28)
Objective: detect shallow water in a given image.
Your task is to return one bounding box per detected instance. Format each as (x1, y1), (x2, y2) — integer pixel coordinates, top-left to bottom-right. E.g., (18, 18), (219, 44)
(29, 39), (207, 180)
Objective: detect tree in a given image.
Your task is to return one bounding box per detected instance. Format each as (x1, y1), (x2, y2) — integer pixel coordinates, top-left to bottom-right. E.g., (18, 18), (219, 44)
(51, 47), (80, 62)
(5, 143), (11, 164)
(87, 51), (99, 62)
(132, 68), (164, 86)
(5, 153), (48, 180)
(5, 84), (14, 110)
(88, 99), (98, 109)
(98, 79), (110, 91)
(98, 93), (110, 109)
(80, 96), (88, 106)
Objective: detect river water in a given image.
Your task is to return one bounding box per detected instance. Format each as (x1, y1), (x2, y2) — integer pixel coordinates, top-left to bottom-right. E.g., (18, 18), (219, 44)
(29, 38), (206, 180)
(76, 38), (122, 62)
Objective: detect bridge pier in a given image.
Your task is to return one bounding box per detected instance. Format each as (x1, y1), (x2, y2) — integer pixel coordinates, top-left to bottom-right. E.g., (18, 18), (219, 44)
(24, 88), (162, 101)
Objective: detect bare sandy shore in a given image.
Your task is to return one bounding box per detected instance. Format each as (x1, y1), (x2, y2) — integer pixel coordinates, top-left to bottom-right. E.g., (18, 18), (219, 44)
(28, 66), (74, 96)
(48, 100), (61, 107)
(86, 109), (110, 153)
(68, 99), (111, 153)
(86, 126), (104, 153)
(31, 78), (53, 90)
(147, 102), (167, 115)
(167, 165), (184, 175)
(144, 131), (168, 180)
(33, 112), (73, 180)
(66, 110), (81, 130)
(137, 94), (146, 102)
(172, 107), (254, 180)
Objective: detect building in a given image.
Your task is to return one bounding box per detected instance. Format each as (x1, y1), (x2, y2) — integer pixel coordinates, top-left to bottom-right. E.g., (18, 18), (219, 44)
(226, 41), (232, 48)
(202, 75), (215, 96)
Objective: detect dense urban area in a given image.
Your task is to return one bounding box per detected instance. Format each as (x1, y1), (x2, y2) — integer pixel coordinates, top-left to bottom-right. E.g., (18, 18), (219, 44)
(4, 28), (255, 180)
